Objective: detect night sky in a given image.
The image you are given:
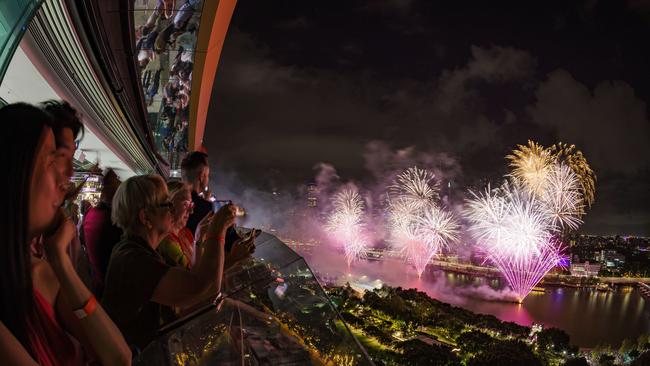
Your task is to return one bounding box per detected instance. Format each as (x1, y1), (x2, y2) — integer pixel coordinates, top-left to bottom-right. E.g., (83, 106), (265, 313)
(205, 0), (650, 236)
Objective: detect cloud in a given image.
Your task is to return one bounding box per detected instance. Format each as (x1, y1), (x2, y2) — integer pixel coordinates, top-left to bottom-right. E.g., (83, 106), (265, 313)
(208, 29), (649, 235)
(313, 162), (340, 187)
(276, 16), (312, 30)
(362, 140), (462, 186)
(436, 45), (536, 113)
(529, 69), (650, 174)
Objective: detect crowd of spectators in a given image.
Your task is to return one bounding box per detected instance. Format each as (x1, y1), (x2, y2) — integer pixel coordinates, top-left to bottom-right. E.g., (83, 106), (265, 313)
(0, 100), (255, 365)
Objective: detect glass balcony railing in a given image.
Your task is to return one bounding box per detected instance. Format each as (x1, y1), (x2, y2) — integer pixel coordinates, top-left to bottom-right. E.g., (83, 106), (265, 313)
(134, 230), (374, 366)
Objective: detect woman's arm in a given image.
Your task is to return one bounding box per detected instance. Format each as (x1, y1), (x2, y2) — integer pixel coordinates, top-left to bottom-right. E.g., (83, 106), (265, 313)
(44, 214), (132, 366)
(0, 321), (38, 365)
(152, 205), (234, 308)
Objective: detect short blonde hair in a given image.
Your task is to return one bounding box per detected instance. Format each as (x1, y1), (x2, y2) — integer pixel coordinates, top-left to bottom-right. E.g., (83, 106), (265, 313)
(112, 174), (168, 234)
(166, 179), (192, 200)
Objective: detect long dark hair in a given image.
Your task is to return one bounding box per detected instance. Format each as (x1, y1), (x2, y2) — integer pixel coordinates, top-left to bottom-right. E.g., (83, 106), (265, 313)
(0, 103), (53, 353)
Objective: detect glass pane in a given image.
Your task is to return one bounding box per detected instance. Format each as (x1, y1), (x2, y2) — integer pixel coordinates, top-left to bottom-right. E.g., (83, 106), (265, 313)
(135, 230), (373, 366)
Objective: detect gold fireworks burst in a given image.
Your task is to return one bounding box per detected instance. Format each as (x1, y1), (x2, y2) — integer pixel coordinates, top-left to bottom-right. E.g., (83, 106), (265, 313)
(506, 140), (553, 196)
(507, 140), (596, 219)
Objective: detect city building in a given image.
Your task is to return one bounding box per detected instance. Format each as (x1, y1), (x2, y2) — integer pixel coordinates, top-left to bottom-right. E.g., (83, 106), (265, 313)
(601, 250), (626, 268)
(306, 182), (318, 208)
(570, 261), (601, 277)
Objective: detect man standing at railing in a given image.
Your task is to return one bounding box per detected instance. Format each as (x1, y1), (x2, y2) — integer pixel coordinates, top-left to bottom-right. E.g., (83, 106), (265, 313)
(180, 151), (212, 237)
(180, 151), (254, 268)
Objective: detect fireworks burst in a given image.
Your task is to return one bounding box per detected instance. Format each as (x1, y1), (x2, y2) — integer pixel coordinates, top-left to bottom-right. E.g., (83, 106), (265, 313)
(389, 166), (440, 210)
(467, 141), (594, 301)
(388, 167), (458, 276)
(548, 142), (596, 210)
(486, 237), (565, 302)
(509, 140), (596, 218)
(326, 188), (368, 265)
(542, 163), (584, 231)
(466, 181), (552, 261)
(507, 140), (553, 196)
(465, 181), (565, 301)
(416, 205), (461, 253)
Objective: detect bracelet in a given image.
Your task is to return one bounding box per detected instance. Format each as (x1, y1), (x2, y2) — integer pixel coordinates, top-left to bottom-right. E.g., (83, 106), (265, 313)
(73, 295), (98, 320)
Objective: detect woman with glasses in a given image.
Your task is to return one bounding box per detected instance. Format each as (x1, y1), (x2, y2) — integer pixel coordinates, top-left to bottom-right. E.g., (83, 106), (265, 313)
(158, 180), (195, 269)
(101, 174), (235, 351)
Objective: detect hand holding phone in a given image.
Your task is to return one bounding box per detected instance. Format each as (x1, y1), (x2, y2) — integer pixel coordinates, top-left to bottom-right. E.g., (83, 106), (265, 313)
(208, 203), (236, 237)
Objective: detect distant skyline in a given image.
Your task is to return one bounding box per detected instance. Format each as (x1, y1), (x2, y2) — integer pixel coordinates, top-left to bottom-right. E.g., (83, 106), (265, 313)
(206, 0), (650, 236)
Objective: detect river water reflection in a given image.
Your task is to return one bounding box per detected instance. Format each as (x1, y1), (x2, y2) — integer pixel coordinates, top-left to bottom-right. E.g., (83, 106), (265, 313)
(420, 272), (649, 348)
(315, 260), (650, 348)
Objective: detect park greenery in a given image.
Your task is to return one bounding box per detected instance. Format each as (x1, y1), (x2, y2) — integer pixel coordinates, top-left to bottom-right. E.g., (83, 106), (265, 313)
(325, 284), (650, 366)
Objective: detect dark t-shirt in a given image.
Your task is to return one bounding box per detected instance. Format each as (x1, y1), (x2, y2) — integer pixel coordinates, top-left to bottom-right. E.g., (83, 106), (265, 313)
(82, 202), (123, 298)
(187, 191), (242, 252)
(186, 190), (212, 236)
(101, 235), (171, 350)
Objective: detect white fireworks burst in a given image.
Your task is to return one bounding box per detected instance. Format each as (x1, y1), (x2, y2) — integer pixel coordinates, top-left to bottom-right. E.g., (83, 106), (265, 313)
(466, 181), (553, 261)
(416, 205), (461, 252)
(326, 188), (368, 265)
(465, 181), (566, 301)
(389, 166), (440, 210)
(541, 163), (584, 231)
(387, 167), (457, 276)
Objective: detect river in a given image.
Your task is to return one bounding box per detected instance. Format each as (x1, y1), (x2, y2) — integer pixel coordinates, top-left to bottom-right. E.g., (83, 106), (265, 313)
(311, 258), (650, 348)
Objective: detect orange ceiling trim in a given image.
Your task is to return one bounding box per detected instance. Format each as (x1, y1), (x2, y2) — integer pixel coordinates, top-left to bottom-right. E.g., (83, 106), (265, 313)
(189, 0), (237, 151)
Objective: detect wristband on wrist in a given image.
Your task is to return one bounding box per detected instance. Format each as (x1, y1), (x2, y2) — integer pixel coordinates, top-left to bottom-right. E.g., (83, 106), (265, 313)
(204, 231), (225, 243)
(73, 295), (98, 319)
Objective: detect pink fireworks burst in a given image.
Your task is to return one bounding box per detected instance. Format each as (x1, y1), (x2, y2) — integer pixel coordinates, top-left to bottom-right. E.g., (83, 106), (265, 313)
(388, 167), (458, 277)
(465, 181), (567, 301)
(326, 187), (368, 265)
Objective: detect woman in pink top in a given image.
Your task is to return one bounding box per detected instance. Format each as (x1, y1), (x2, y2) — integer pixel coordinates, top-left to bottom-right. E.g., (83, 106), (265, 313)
(0, 103), (131, 365)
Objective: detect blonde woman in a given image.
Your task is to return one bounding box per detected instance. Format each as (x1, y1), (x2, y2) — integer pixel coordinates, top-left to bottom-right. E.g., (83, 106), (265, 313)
(158, 180), (195, 269)
(102, 174), (234, 350)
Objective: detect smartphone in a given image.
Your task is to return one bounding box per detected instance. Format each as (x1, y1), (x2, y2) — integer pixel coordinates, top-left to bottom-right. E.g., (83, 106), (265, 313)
(213, 200), (231, 213)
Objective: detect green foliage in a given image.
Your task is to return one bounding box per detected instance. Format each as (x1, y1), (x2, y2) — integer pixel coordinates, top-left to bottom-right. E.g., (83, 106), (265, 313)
(636, 334), (650, 350)
(362, 324), (392, 345)
(467, 339), (542, 366)
(457, 330), (493, 355)
(620, 338), (636, 355)
(537, 327), (571, 352)
(396, 339), (459, 366)
(597, 353), (616, 366)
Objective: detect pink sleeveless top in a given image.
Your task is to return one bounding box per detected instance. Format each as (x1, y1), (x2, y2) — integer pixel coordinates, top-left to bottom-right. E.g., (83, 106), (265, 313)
(28, 288), (80, 366)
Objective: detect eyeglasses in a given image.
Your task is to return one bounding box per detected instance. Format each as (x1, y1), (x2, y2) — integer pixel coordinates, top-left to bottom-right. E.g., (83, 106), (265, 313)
(181, 200), (195, 210)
